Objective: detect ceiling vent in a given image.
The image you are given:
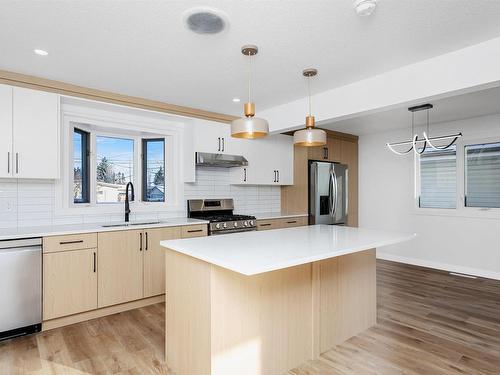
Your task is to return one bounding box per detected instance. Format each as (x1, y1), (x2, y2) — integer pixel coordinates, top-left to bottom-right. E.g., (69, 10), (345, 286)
(185, 8), (227, 34)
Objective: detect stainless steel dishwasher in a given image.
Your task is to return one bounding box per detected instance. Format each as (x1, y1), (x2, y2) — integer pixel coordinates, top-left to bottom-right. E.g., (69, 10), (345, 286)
(0, 237), (42, 340)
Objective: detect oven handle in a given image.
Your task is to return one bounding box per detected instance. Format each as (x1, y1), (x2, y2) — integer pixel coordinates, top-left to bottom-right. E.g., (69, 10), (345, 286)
(210, 228), (257, 235)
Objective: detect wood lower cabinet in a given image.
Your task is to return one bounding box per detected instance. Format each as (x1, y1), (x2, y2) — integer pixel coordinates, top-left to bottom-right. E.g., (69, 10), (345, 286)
(257, 216), (308, 231)
(43, 248), (97, 320)
(98, 230), (144, 308)
(143, 227), (181, 297)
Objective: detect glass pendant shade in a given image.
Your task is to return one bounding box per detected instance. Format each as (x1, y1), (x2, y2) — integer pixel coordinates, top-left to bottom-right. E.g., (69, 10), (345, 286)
(293, 127), (326, 146)
(231, 116), (269, 139)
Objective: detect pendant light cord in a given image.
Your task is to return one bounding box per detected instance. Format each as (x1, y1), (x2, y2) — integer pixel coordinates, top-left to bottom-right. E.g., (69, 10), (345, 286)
(247, 52), (252, 103)
(308, 76), (312, 116)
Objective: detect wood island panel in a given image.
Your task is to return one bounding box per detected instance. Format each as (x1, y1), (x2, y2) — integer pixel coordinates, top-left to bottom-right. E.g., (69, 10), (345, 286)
(164, 247), (377, 375)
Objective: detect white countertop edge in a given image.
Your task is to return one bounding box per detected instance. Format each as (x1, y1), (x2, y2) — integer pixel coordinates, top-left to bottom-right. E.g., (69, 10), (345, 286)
(0, 218), (209, 240)
(161, 232), (416, 276)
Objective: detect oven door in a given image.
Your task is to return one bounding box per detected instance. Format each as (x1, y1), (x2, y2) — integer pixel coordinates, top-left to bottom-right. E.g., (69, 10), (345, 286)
(210, 228), (257, 235)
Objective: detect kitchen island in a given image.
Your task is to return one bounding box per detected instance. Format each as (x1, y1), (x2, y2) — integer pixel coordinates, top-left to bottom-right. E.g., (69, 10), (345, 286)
(161, 225), (414, 375)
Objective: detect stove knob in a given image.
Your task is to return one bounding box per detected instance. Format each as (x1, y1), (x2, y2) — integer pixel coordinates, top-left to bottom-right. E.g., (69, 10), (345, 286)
(243, 221), (248, 227)
(234, 222), (238, 227)
(249, 220), (254, 226)
(215, 223), (220, 229)
(223, 222), (227, 228)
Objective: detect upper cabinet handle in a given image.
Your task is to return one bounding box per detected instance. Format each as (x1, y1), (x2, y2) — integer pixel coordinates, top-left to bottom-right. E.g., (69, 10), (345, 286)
(243, 168), (247, 182)
(15, 153), (19, 174)
(221, 137), (225, 152)
(273, 170), (276, 183)
(277, 170), (279, 182)
(7, 152), (10, 174)
(217, 137), (221, 152)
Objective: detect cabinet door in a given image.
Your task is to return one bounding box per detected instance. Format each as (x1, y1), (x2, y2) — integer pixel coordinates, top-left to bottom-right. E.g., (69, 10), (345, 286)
(340, 140), (358, 227)
(43, 248), (97, 320)
(328, 137), (342, 162)
(98, 230), (144, 307)
(194, 120), (235, 154)
(274, 135), (294, 185)
(308, 145), (327, 161)
(0, 85), (13, 178)
(12, 87), (59, 179)
(144, 227), (181, 298)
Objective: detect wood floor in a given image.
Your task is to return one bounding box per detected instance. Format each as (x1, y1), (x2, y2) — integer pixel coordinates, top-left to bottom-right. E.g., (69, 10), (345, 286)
(1, 260), (500, 374)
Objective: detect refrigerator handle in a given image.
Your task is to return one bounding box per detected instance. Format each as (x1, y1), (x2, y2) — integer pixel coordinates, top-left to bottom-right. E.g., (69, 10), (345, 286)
(328, 169), (334, 216)
(331, 169), (338, 218)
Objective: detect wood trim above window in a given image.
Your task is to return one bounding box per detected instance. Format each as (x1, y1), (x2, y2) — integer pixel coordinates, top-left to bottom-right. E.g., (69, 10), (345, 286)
(0, 69), (237, 124)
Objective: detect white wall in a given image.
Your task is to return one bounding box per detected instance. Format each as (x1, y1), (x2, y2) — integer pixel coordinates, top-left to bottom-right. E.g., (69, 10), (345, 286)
(359, 114), (500, 280)
(0, 168), (281, 229)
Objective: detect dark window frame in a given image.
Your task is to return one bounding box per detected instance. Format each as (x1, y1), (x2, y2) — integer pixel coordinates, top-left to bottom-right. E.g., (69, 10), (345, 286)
(142, 138), (166, 202)
(74, 128), (90, 204)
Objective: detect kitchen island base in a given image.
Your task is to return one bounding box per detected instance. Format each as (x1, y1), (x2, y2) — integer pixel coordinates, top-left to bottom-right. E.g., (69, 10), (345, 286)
(165, 248), (376, 375)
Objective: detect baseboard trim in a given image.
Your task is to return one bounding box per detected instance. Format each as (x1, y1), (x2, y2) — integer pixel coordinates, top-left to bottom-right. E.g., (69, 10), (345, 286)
(42, 294), (165, 331)
(376, 252), (500, 281)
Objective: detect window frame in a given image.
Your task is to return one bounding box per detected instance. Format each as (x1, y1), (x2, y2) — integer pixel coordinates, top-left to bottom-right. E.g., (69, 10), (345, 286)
(73, 127), (90, 204)
(414, 135), (500, 219)
(141, 138), (166, 202)
(57, 99), (184, 216)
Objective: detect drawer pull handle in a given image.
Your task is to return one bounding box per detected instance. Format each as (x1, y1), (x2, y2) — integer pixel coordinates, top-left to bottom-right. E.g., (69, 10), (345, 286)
(187, 229), (203, 233)
(259, 223), (272, 227)
(59, 240), (84, 245)
(286, 221), (297, 224)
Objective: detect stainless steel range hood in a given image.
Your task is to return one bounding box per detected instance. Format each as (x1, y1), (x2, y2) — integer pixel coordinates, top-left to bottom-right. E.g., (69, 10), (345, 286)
(195, 152), (248, 168)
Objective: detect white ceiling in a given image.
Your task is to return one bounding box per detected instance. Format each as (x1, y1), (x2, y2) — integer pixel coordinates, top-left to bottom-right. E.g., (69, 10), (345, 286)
(2, 0), (500, 116)
(321, 85), (500, 135)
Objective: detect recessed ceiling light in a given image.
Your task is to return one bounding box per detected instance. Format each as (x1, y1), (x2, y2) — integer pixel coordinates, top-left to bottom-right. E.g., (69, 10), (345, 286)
(232, 98), (241, 103)
(354, 0), (377, 16)
(34, 49), (48, 56)
(184, 7), (228, 34)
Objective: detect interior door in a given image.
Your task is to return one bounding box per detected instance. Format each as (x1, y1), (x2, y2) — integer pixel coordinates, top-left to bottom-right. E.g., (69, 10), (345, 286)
(144, 227), (181, 297)
(12, 87), (59, 179)
(98, 230), (144, 307)
(0, 85), (13, 178)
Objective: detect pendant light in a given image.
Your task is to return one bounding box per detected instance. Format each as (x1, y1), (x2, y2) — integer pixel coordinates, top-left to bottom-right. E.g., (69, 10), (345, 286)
(294, 68), (326, 147)
(386, 104), (462, 156)
(231, 45), (269, 139)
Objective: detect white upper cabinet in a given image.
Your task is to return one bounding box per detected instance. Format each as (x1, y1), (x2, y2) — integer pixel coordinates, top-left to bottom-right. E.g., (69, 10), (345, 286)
(0, 85), (13, 178)
(230, 134), (294, 185)
(12, 87), (59, 179)
(193, 120), (239, 154)
(0, 85), (59, 179)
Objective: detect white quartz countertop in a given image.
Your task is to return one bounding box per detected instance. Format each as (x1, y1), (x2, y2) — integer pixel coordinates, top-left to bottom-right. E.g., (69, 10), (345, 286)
(0, 217), (208, 241)
(248, 212), (308, 220)
(161, 225), (415, 276)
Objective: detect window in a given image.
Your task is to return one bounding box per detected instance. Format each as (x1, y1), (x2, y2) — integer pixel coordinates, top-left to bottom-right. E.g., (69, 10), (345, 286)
(73, 128), (89, 203)
(465, 142), (500, 208)
(419, 146), (457, 209)
(96, 136), (134, 204)
(142, 139), (165, 202)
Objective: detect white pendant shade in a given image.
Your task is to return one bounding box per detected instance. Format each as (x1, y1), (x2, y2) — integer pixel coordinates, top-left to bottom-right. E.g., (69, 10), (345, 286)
(231, 117), (269, 139)
(293, 127), (326, 147)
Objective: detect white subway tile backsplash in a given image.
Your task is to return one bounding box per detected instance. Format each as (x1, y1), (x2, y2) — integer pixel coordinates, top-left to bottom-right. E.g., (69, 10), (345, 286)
(0, 167), (281, 229)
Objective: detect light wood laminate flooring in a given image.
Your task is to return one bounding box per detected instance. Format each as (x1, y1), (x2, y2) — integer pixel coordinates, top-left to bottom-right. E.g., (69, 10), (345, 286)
(1, 260), (499, 374)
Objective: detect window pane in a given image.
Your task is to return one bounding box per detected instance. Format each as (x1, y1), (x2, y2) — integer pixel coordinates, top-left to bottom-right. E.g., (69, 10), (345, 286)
(465, 142), (500, 208)
(96, 136), (134, 203)
(419, 146), (456, 209)
(73, 128), (89, 204)
(142, 139), (165, 202)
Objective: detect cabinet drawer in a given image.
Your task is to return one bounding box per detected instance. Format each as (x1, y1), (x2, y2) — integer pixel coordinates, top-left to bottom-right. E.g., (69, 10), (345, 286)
(280, 216), (308, 228)
(256, 219), (281, 231)
(181, 224), (208, 238)
(43, 233), (98, 253)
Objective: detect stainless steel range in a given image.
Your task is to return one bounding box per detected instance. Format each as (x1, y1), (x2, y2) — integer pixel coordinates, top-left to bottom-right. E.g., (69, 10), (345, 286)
(187, 199), (257, 235)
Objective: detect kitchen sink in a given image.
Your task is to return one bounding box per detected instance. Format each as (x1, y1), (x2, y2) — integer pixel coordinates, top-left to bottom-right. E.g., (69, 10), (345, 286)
(102, 221), (161, 228)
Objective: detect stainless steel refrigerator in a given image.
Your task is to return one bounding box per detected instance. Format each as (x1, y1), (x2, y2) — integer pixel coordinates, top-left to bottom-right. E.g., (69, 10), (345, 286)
(309, 161), (348, 225)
